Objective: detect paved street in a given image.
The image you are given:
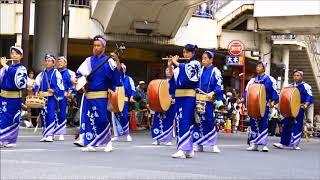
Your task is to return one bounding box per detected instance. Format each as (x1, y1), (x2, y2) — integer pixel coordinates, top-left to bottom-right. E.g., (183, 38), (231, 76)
(1, 130), (319, 180)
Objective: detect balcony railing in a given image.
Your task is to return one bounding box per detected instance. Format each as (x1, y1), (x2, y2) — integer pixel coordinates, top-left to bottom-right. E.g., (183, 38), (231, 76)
(70, 0), (90, 8)
(192, 0), (232, 19)
(0, 0), (23, 3)
(0, 0), (90, 7)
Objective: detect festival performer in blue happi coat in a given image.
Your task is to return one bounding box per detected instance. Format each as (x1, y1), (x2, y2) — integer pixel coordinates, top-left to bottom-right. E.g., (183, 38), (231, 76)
(34, 54), (65, 142)
(54, 56), (76, 141)
(0, 46), (28, 148)
(151, 67), (176, 146)
(274, 69), (313, 150)
(167, 44), (201, 159)
(112, 63), (135, 142)
(193, 50), (224, 153)
(244, 61), (279, 152)
(72, 35), (122, 152)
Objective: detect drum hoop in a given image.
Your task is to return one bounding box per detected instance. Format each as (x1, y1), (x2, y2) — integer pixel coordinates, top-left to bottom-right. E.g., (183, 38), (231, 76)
(245, 84), (251, 114)
(279, 88), (284, 114)
(258, 85), (262, 117)
(290, 88), (301, 117)
(258, 84), (266, 117)
(158, 80), (164, 111)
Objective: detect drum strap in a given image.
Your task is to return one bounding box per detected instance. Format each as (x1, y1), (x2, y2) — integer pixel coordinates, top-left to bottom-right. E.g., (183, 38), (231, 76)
(87, 56), (111, 79)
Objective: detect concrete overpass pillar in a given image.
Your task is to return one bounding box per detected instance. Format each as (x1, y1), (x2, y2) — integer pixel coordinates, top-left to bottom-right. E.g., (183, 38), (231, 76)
(260, 33), (272, 75)
(33, 0), (63, 72)
(282, 47), (290, 87)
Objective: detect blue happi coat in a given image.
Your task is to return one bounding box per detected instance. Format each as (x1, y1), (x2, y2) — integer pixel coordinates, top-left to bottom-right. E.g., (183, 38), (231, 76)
(245, 74), (279, 145)
(54, 68), (75, 135)
(193, 65), (224, 146)
(151, 78), (176, 143)
(280, 81), (313, 147)
(77, 54), (122, 147)
(35, 68), (65, 138)
(0, 64), (27, 144)
(173, 57), (201, 151)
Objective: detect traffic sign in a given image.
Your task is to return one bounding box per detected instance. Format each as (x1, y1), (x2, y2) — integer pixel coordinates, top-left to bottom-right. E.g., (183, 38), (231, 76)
(228, 40), (245, 56)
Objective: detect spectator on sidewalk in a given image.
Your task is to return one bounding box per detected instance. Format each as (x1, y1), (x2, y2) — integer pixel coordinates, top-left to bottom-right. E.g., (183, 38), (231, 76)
(136, 81), (146, 103)
(268, 106), (279, 136)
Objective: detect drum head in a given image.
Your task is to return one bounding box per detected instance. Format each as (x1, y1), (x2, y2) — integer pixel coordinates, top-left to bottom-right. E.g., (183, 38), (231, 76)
(290, 88), (301, 118)
(116, 86), (125, 112)
(258, 84), (266, 117)
(158, 80), (171, 112)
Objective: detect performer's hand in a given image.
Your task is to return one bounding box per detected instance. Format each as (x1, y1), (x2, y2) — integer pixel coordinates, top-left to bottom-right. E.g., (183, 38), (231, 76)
(167, 56), (173, 66)
(270, 101), (275, 108)
(48, 89), (54, 94)
(110, 52), (119, 61)
(206, 92), (215, 101)
(66, 92), (70, 97)
(130, 96), (135, 103)
(171, 99), (175, 104)
(303, 103), (309, 110)
(0, 57), (8, 68)
(172, 55), (179, 64)
(239, 98), (245, 103)
(71, 77), (78, 86)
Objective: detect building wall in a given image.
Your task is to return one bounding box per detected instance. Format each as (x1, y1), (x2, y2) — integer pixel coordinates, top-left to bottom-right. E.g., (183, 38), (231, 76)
(254, 0), (320, 17)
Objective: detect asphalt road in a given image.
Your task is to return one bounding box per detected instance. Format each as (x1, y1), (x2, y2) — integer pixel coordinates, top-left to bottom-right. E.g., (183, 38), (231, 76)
(1, 130), (319, 180)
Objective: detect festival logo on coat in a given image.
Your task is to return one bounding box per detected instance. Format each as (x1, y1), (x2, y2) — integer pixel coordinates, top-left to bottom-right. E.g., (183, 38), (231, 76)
(14, 66), (27, 89)
(185, 61), (200, 82)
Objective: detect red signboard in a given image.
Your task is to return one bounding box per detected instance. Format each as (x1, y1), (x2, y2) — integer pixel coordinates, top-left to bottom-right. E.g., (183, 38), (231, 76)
(228, 40), (245, 56)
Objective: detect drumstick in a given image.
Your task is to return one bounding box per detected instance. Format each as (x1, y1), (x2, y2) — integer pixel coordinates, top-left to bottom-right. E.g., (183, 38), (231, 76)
(34, 123), (39, 133)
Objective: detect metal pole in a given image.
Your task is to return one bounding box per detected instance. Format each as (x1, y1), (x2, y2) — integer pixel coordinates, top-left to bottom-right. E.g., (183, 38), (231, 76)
(62, 0), (70, 57)
(241, 57), (246, 132)
(22, 0), (31, 68)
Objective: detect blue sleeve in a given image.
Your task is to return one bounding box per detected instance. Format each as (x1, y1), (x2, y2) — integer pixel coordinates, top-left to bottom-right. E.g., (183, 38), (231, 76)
(34, 85), (39, 94)
(104, 58), (122, 87)
(66, 73), (74, 91)
(51, 72), (65, 100)
(169, 77), (176, 98)
(212, 71), (223, 95)
(265, 77), (279, 103)
(303, 84), (314, 104)
(129, 77), (136, 97)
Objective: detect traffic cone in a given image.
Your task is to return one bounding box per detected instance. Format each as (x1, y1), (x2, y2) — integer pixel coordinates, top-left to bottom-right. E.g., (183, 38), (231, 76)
(130, 110), (138, 131)
(225, 119), (232, 134)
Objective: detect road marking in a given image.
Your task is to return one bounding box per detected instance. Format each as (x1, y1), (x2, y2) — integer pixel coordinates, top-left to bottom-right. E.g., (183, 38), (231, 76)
(135, 145), (168, 148)
(18, 135), (75, 138)
(1, 148), (48, 152)
(218, 144), (246, 147)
